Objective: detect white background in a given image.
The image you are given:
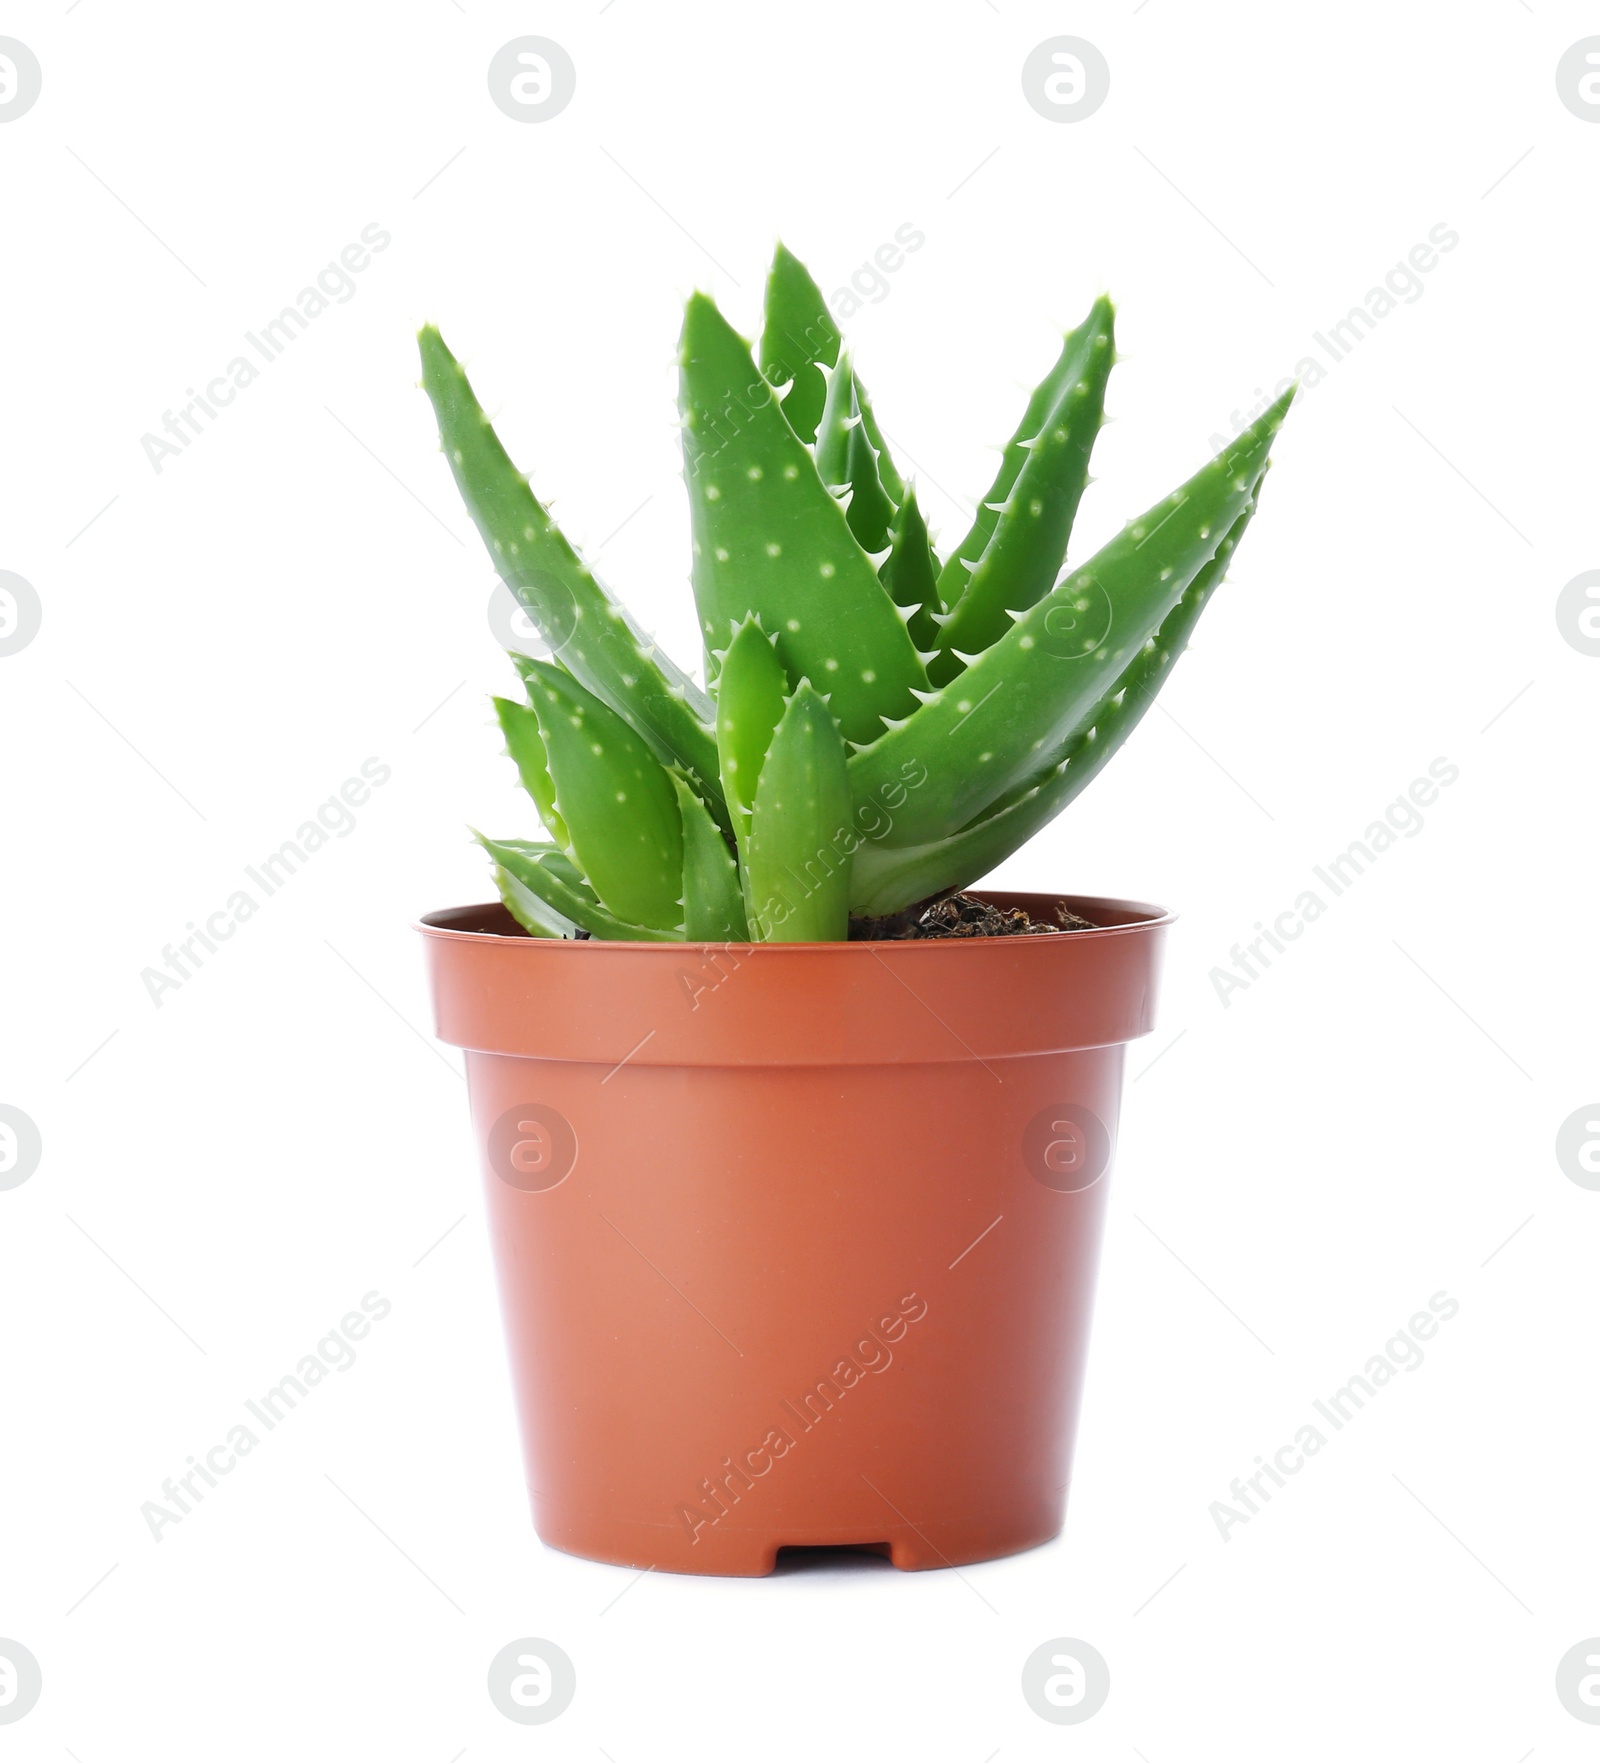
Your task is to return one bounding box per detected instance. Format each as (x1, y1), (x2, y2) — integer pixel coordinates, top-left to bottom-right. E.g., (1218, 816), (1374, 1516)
(3, 1), (1597, 1756)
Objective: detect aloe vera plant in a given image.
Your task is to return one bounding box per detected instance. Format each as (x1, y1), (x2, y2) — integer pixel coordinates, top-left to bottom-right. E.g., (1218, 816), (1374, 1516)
(421, 247), (1290, 943)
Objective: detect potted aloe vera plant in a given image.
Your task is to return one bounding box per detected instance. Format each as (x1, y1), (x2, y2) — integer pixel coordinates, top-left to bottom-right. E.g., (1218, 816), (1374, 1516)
(416, 244), (1290, 1576)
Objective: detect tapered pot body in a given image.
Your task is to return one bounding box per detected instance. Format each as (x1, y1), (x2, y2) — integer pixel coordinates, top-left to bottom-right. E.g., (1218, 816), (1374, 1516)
(418, 891), (1169, 1576)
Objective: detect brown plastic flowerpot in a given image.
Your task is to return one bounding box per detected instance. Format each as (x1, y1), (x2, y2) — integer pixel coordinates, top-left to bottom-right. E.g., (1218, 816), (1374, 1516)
(417, 889), (1170, 1576)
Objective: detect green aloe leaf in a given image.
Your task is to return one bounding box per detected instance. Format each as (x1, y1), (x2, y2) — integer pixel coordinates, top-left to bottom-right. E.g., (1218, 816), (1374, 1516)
(745, 683), (853, 942)
(813, 357), (905, 509)
(757, 243), (840, 446)
(879, 486), (943, 658)
(678, 292), (927, 743)
(931, 296), (1114, 682)
(520, 660), (685, 933)
(484, 843), (577, 938)
(967, 480), (1265, 826)
(814, 353), (897, 557)
(848, 390), (1292, 849)
(937, 296), (1113, 613)
(478, 835), (679, 941)
(713, 613), (790, 853)
(850, 494), (1266, 916)
(493, 694), (567, 844)
(850, 372), (905, 505)
(673, 774), (749, 941)
(418, 326), (724, 817)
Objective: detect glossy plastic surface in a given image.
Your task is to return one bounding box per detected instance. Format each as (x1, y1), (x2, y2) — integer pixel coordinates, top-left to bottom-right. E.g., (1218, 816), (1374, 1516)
(418, 891), (1169, 1575)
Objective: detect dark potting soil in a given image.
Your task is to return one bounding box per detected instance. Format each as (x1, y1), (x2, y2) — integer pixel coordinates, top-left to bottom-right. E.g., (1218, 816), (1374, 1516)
(850, 892), (1096, 941)
(562, 892), (1094, 941)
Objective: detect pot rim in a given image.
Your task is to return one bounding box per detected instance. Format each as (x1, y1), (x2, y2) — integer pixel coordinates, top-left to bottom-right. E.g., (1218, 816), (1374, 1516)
(418, 888), (1173, 1063)
(415, 888), (1176, 951)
